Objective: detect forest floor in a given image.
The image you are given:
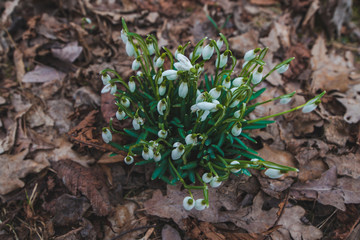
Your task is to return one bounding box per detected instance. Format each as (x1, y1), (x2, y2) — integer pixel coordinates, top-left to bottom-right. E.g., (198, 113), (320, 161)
(1, 0), (360, 239)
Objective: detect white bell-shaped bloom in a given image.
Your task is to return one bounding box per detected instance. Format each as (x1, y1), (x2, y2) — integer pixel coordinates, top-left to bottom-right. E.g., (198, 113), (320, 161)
(120, 29), (128, 43)
(155, 57), (165, 68)
(121, 97), (130, 108)
(101, 83), (117, 95)
(232, 77), (244, 87)
(202, 44), (214, 60)
(132, 117), (144, 130)
(128, 80), (136, 93)
(116, 110), (126, 120)
(136, 71), (142, 77)
(158, 130), (168, 138)
(202, 173), (213, 183)
(277, 64), (289, 74)
(159, 84), (166, 96)
(234, 110), (241, 118)
(183, 196), (195, 211)
(251, 71), (263, 85)
(179, 82), (188, 98)
(162, 70), (178, 80)
(156, 74), (164, 84)
(185, 134), (197, 145)
(174, 54), (193, 71)
(171, 142), (185, 160)
(244, 49), (256, 61)
(231, 122), (242, 136)
(264, 169), (284, 179)
(230, 161), (241, 173)
(157, 99), (167, 115)
(209, 88), (221, 99)
(142, 147), (154, 160)
(154, 152), (161, 162)
(302, 99), (318, 113)
(102, 128), (112, 143)
(191, 102), (217, 112)
(223, 78), (231, 89)
(101, 73), (111, 85)
(210, 176), (222, 188)
(215, 53), (228, 68)
(279, 97), (291, 104)
(147, 43), (155, 55)
(132, 59), (140, 71)
(125, 41), (135, 57)
(195, 199), (207, 211)
(216, 39), (224, 50)
(124, 156), (134, 165)
(190, 46), (203, 59)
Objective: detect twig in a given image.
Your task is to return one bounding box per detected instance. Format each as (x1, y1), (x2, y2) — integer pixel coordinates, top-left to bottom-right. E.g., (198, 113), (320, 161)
(110, 225), (157, 240)
(345, 214), (360, 240)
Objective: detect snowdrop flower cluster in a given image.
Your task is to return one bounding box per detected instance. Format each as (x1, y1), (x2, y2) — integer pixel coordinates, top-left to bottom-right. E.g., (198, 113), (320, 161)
(100, 19), (325, 211)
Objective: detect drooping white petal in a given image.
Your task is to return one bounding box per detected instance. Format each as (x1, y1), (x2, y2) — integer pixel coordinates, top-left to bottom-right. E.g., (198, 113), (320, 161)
(157, 100), (167, 115)
(251, 71), (263, 85)
(147, 43), (155, 55)
(179, 82), (188, 98)
(155, 57), (165, 67)
(154, 152), (161, 162)
(242, 61), (249, 69)
(264, 169), (284, 179)
(125, 41), (135, 57)
(116, 110), (126, 120)
(174, 54), (193, 71)
(120, 29), (128, 43)
(200, 110), (210, 122)
(216, 39), (224, 50)
(101, 84), (112, 94)
(223, 78), (231, 89)
(202, 173), (213, 183)
(230, 161), (241, 173)
(279, 97), (291, 104)
(244, 49), (256, 61)
(202, 44), (214, 60)
(121, 98), (130, 108)
(142, 148), (154, 160)
(232, 77), (244, 87)
(159, 85), (166, 96)
(191, 102), (217, 112)
(195, 199), (207, 211)
(157, 75), (164, 84)
(173, 142), (181, 148)
(229, 99), (240, 108)
(183, 196), (195, 211)
(132, 59), (140, 71)
(110, 84), (117, 95)
(231, 123), (242, 136)
(210, 176), (222, 188)
(128, 80), (136, 93)
(234, 110), (241, 118)
(185, 134), (197, 145)
(162, 70), (178, 80)
(196, 93), (205, 103)
(102, 128), (112, 143)
(158, 130), (168, 138)
(124, 156), (134, 165)
(101, 74), (111, 85)
(209, 88), (221, 99)
(171, 144), (185, 160)
(277, 64), (289, 74)
(132, 119), (140, 130)
(215, 53), (228, 68)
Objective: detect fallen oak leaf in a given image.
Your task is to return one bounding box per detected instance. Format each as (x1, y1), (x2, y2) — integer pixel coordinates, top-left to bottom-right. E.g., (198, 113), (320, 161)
(52, 159), (111, 216)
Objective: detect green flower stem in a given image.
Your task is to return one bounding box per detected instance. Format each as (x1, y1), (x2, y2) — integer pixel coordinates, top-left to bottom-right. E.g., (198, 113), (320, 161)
(169, 160), (205, 190)
(207, 162), (219, 177)
(247, 91), (296, 109)
(263, 57), (295, 80)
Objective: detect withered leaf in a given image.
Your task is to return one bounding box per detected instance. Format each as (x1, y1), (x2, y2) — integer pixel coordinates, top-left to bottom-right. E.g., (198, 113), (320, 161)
(52, 159), (111, 216)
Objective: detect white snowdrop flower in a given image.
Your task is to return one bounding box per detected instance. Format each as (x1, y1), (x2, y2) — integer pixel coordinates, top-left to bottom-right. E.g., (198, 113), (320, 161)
(234, 110), (241, 118)
(124, 156), (134, 165)
(121, 97), (130, 108)
(154, 152), (161, 162)
(132, 59), (140, 71)
(174, 49), (180, 60)
(302, 99), (318, 113)
(202, 44), (214, 60)
(183, 196), (195, 211)
(231, 122), (242, 136)
(209, 88), (221, 99)
(277, 64), (289, 74)
(84, 17), (92, 24)
(215, 53), (228, 68)
(230, 161), (241, 173)
(202, 173), (213, 183)
(189, 51), (193, 60)
(223, 78), (231, 89)
(232, 77), (244, 87)
(171, 143), (185, 160)
(120, 29), (128, 43)
(136, 71), (142, 77)
(210, 176), (222, 188)
(158, 130), (168, 138)
(128, 79), (136, 93)
(157, 99), (167, 115)
(185, 134), (197, 145)
(101, 83), (117, 95)
(279, 97), (291, 104)
(116, 110), (126, 120)
(162, 70), (178, 80)
(142, 147), (154, 160)
(190, 46), (203, 59)
(101, 73), (111, 85)
(147, 43), (155, 55)
(156, 75), (164, 84)
(242, 61), (249, 69)
(216, 39), (224, 50)
(264, 169), (284, 179)
(159, 84), (166, 96)
(229, 98), (240, 108)
(149, 140), (159, 149)
(197, 66), (204, 74)
(196, 92), (205, 103)
(125, 41), (135, 57)
(200, 110), (210, 122)
(102, 128), (112, 143)
(191, 102), (217, 112)
(174, 54), (193, 71)
(251, 71), (263, 85)
(132, 117), (144, 130)
(155, 56), (165, 67)
(244, 49), (256, 61)
(179, 82), (188, 98)
(195, 199), (207, 211)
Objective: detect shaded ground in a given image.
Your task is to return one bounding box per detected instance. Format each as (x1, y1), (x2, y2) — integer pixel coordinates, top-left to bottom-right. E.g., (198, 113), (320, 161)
(1, 0), (360, 239)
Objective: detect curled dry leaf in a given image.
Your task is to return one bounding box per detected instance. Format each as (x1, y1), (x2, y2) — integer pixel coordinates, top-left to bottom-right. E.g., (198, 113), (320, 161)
(52, 159), (111, 216)
(326, 153), (360, 179)
(51, 41), (83, 63)
(22, 65), (66, 83)
(334, 84), (360, 124)
(0, 121), (17, 154)
(161, 224), (182, 240)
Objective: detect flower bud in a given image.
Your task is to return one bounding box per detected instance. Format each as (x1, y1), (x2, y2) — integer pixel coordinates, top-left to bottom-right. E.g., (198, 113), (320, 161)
(101, 73), (111, 85)
(147, 43), (155, 55)
(232, 77), (244, 87)
(216, 39), (224, 50)
(277, 64), (289, 74)
(209, 87), (221, 99)
(244, 49), (256, 61)
(132, 59), (140, 71)
(125, 41), (135, 57)
(279, 97), (291, 104)
(128, 79), (136, 93)
(215, 53), (228, 68)
(202, 44), (214, 60)
(159, 84), (166, 96)
(302, 99), (318, 113)
(185, 134), (197, 145)
(171, 143), (185, 160)
(264, 169), (284, 179)
(121, 97), (130, 108)
(162, 70), (178, 80)
(154, 152), (161, 162)
(251, 68), (263, 85)
(155, 55), (165, 67)
(231, 122), (242, 136)
(120, 29), (128, 44)
(102, 128), (112, 143)
(223, 77), (231, 89)
(116, 110), (126, 120)
(179, 82), (188, 98)
(157, 99), (167, 115)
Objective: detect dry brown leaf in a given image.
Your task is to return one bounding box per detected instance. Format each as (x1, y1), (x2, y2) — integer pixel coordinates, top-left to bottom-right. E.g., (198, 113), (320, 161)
(335, 84), (360, 124)
(324, 116), (350, 146)
(14, 48), (25, 83)
(326, 153), (360, 179)
(0, 149), (49, 195)
(51, 41), (83, 63)
(73, 86), (100, 108)
(52, 159), (111, 216)
(47, 99), (73, 134)
(1, 0), (20, 25)
(228, 30), (259, 55)
(184, 219), (226, 240)
(161, 224), (182, 240)
(250, 0), (278, 5)
(0, 121), (17, 154)
(22, 65), (66, 83)
(298, 159), (328, 182)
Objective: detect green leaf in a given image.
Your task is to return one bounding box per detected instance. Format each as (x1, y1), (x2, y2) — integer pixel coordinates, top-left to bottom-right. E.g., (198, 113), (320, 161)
(242, 125), (267, 130)
(136, 131), (148, 144)
(180, 161), (198, 170)
(108, 142), (127, 151)
(241, 169), (252, 176)
(109, 153), (118, 157)
(205, 74), (211, 91)
(250, 88), (266, 101)
(151, 159), (168, 180)
(124, 129), (139, 138)
(227, 134), (234, 144)
(188, 170), (196, 183)
(240, 132), (257, 143)
(135, 159), (155, 165)
(178, 128), (186, 139)
(211, 144), (224, 157)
